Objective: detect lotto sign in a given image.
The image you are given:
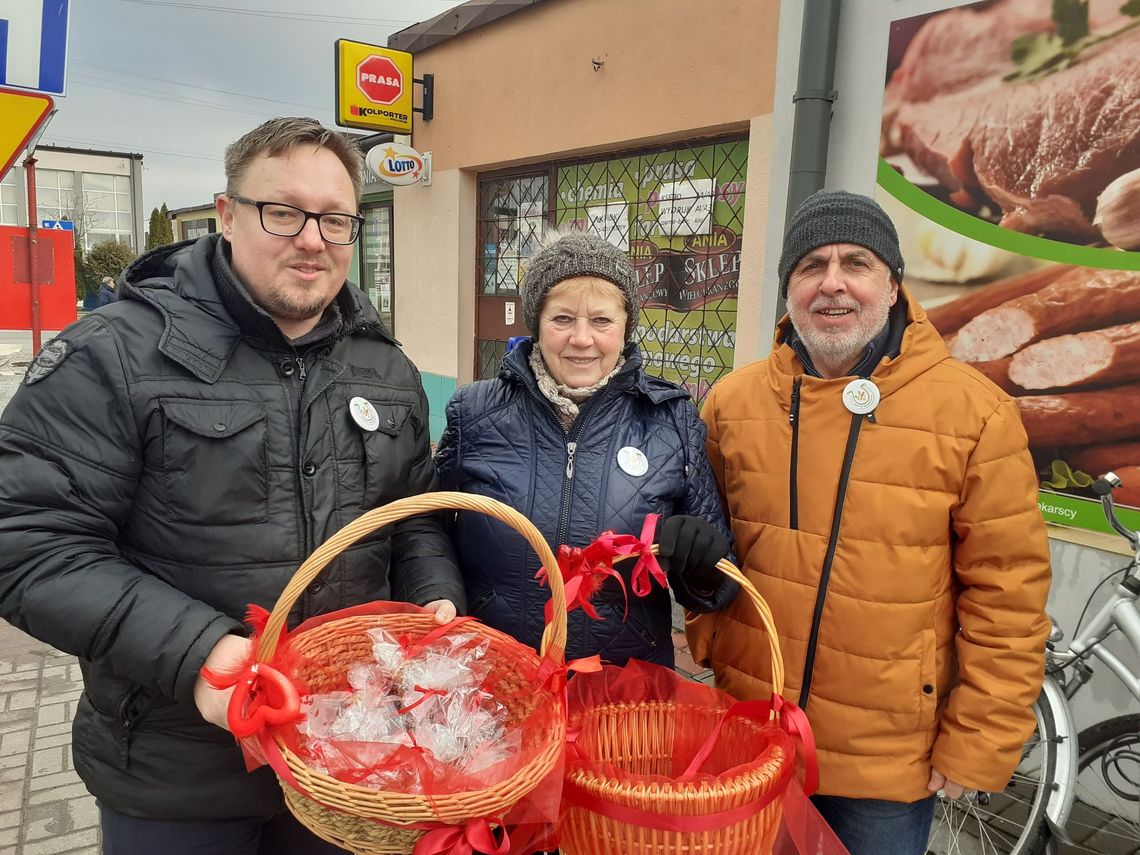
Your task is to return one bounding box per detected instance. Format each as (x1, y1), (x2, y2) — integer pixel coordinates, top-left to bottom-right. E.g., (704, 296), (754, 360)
(335, 39), (413, 135)
(365, 142), (427, 186)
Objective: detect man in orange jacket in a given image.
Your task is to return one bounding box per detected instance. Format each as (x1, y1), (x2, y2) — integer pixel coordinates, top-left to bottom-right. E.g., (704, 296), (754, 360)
(687, 190), (1051, 855)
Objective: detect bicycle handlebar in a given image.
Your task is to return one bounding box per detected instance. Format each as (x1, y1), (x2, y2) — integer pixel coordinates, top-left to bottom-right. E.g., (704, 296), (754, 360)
(1096, 471), (1140, 553)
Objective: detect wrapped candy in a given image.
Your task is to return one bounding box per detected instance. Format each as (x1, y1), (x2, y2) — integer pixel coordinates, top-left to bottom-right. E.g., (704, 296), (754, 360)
(294, 625), (514, 792)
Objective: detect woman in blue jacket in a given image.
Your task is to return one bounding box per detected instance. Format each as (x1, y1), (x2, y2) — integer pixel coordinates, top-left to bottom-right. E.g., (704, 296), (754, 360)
(436, 231), (736, 669)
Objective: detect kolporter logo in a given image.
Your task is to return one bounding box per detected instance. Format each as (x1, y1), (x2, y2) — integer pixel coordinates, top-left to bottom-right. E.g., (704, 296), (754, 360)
(350, 105), (409, 122)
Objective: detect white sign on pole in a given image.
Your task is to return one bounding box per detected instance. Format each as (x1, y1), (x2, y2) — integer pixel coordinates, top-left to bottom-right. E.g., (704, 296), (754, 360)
(0, 1), (70, 96)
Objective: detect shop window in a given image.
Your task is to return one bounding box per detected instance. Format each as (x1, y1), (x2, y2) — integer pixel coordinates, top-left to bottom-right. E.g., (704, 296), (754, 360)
(556, 139), (748, 403)
(360, 204), (394, 333)
(473, 140), (747, 399)
(184, 217), (216, 240)
(478, 174), (547, 297)
(0, 171), (17, 225)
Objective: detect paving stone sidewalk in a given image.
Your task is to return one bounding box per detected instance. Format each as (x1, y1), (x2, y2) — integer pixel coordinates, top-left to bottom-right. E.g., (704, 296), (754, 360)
(0, 345), (100, 855)
(0, 622), (99, 855)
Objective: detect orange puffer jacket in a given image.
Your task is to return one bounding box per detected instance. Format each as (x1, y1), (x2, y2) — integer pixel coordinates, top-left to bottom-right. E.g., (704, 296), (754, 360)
(688, 294), (1051, 802)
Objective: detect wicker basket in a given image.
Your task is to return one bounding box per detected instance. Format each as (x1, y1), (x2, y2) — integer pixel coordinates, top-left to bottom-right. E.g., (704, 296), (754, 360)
(559, 557), (794, 855)
(251, 492), (569, 855)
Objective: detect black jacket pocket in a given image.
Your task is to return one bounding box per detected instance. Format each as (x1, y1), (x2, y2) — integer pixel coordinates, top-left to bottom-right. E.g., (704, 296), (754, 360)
(160, 399), (268, 525)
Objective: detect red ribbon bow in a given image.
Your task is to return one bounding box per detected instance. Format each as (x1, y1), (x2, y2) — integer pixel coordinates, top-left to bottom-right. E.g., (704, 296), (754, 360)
(414, 818), (509, 855)
(535, 652), (604, 693)
(201, 661), (302, 739)
(537, 514), (665, 621)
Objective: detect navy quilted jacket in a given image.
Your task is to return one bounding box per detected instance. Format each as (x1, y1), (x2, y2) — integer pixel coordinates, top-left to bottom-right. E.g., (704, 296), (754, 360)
(436, 340), (735, 668)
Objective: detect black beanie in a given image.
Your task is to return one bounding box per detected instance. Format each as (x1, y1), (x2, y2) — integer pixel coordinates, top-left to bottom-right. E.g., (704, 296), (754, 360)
(778, 190), (904, 297)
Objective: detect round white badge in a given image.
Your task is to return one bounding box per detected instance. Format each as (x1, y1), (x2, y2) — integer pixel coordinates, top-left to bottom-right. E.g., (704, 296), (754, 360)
(842, 379), (881, 415)
(349, 396), (380, 432)
(617, 446), (649, 477)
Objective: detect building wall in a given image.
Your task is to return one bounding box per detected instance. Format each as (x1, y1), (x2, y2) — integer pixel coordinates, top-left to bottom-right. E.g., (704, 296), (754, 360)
(393, 0), (781, 394)
(0, 148), (144, 252)
(170, 207), (219, 242)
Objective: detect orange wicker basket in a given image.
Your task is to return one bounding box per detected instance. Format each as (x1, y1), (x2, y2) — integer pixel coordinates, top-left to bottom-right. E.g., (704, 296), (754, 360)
(249, 492), (569, 855)
(559, 556), (797, 855)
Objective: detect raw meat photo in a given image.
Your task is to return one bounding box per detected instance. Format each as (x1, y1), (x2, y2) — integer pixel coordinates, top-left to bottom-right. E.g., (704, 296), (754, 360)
(882, 0), (1140, 247)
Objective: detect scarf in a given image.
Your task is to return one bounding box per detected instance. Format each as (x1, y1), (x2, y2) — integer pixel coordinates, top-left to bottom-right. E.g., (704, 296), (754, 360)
(529, 348), (626, 432)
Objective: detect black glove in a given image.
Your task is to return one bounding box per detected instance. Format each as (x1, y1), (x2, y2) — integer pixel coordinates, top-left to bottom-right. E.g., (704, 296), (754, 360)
(656, 515), (730, 596)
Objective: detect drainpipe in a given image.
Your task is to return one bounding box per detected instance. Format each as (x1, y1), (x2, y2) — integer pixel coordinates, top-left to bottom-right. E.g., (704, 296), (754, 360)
(773, 0), (842, 321)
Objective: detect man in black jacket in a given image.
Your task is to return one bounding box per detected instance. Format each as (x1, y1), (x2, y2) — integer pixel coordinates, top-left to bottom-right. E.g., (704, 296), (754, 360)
(0, 117), (463, 854)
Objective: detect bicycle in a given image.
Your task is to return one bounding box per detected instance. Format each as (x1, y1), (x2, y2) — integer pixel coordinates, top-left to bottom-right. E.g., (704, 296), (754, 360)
(927, 471), (1140, 855)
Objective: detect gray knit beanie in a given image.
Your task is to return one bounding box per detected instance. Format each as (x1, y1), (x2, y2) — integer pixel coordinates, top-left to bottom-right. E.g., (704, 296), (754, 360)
(778, 190), (904, 297)
(522, 231), (639, 342)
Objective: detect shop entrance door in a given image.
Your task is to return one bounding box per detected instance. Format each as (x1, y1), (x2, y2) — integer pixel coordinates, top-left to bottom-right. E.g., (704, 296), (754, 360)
(474, 172), (549, 379)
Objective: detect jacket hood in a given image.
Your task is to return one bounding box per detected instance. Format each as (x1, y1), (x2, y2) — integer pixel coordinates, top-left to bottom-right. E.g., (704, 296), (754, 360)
(119, 233), (391, 383)
(501, 338), (692, 406)
(769, 286), (949, 400)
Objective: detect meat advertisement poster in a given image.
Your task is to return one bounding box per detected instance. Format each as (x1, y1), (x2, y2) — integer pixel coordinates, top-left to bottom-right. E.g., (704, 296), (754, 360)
(877, 0), (1140, 535)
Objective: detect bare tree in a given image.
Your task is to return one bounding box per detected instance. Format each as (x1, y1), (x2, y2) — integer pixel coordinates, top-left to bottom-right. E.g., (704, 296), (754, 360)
(59, 189), (108, 253)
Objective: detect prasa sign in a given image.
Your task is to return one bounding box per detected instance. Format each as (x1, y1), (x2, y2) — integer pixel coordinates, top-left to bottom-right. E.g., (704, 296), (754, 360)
(335, 40), (414, 136)
(357, 55), (402, 105)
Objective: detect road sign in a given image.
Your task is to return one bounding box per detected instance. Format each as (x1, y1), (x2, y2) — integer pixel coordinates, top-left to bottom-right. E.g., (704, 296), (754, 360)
(0, 87), (54, 181)
(0, 1), (70, 96)
(335, 39), (413, 135)
(41, 219), (74, 231)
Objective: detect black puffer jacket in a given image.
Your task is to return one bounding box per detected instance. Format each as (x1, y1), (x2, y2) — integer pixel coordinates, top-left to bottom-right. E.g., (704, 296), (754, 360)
(436, 341), (734, 668)
(0, 235), (462, 820)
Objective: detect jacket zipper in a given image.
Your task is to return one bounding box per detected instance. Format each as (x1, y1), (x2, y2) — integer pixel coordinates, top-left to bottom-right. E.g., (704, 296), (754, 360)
(282, 350), (312, 571)
(555, 393), (608, 544)
(788, 378), (802, 530)
(798, 410), (866, 710)
(117, 685), (143, 765)
(505, 360), (608, 545)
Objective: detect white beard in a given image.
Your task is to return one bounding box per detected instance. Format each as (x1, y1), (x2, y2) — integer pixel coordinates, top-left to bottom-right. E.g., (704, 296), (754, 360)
(789, 287), (894, 376)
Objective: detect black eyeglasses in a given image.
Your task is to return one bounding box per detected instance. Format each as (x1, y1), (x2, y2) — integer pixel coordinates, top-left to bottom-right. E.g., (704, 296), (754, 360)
(228, 194), (364, 245)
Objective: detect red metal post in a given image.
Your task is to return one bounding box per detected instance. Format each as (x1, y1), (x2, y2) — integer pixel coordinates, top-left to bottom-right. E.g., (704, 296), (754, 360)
(24, 154), (42, 355)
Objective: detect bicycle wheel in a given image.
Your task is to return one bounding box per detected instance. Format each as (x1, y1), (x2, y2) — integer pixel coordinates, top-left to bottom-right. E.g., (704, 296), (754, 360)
(1056, 714), (1139, 854)
(926, 695), (1055, 855)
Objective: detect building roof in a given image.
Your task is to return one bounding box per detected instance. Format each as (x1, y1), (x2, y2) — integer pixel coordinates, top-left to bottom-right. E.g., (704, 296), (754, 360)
(39, 144), (144, 161)
(167, 202), (219, 218)
(388, 0), (546, 53)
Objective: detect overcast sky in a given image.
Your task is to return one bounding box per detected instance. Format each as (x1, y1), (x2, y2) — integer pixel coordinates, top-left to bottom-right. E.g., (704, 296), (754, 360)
(40, 0), (463, 214)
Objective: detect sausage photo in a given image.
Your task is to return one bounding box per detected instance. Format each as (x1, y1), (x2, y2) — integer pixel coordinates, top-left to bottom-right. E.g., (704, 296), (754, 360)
(970, 357), (1022, 395)
(1009, 321), (1140, 391)
(951, 269), (1140, 362)
(1061, 441), (1140, 478)
(925, 264), (1071, 337)
(1016, 387), (1140, 448)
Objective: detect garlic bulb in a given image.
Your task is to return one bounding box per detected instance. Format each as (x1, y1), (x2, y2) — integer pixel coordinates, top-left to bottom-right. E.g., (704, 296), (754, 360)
(907, 223), (1014, 283)
(1094, 169), (1140, 251)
